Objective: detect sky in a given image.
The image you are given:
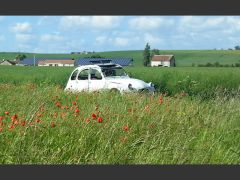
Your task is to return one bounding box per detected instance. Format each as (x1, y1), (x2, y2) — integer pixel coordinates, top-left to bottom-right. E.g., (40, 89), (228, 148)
(0, 16), (240, 53)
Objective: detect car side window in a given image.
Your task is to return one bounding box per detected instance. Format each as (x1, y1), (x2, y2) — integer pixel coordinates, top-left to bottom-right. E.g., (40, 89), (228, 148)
(78, 69), (89, 80)
(71, 69), (79, 80)
(90, 69), (102, 80)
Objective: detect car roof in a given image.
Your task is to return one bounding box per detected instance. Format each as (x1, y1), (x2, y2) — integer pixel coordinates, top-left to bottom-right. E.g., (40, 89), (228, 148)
(75, 63), (122, 70)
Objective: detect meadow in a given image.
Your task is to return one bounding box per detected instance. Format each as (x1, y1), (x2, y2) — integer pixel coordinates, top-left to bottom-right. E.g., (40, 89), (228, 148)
(2, 49), (240, 67)
(0, 66), (240, 164)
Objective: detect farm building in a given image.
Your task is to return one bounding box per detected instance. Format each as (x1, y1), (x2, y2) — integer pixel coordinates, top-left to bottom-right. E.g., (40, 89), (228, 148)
(75, 58), (133, 66)
(151, 55), (176, 67)
(0, 60), (18, 65)
(38, 60), (75, 67)
(20, 58), (74, 66)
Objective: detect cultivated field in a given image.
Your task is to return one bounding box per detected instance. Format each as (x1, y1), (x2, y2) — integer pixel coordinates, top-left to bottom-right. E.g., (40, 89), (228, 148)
(1, 50), (240, 67)
(0, 66), (239, 164)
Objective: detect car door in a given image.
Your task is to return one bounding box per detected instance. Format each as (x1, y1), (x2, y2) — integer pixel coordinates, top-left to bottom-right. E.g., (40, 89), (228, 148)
(65, 69), (79, 91)
(76, 68), (90, 91)
(88, 68), (105, 91)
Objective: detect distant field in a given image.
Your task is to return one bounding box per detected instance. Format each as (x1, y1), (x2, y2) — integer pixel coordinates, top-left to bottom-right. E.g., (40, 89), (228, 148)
(1, 50), (240, 67)
(0, 66), (240, 99)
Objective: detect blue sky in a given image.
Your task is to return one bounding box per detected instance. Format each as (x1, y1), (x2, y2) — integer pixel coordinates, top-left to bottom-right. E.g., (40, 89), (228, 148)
(0, 16), (240, 53)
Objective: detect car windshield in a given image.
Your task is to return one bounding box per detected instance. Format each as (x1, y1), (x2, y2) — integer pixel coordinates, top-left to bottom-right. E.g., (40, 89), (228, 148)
(101, 67), (128, 77)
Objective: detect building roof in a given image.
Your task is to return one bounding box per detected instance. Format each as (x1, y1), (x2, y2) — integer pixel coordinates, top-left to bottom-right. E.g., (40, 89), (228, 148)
(38, 60), (75, 65)
(20, 58), (74, 65)
(152, 55), (174, 61)
(0, 60), (17, 65)
(75, 58), (133, 66)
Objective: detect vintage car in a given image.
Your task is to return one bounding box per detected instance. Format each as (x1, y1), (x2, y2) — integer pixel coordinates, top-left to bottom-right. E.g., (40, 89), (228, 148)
(64, 63), (155, 94)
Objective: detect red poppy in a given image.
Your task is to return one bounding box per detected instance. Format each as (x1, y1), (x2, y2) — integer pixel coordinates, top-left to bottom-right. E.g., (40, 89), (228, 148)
(65, 106), (69, 109)
(0, 116), (4, 121)
(73, 101), (77, 106)
(35, 119), (41, 123)
(8, 124), (14, 130)
(51, 122), (56, 128)
(123, 125), (129, 132)
(97, 117), (103, 123)
(11, 114), (18, 122)
(21, 121), (26, 127)
(5, 111), (10, 115)
(75, 108), (80, 113)
(55, 101), (61, 108)
(92, 113), (97, 119)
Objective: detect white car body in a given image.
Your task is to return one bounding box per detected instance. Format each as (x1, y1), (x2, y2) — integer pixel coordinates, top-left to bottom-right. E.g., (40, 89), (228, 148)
(64, 63), (155, 94)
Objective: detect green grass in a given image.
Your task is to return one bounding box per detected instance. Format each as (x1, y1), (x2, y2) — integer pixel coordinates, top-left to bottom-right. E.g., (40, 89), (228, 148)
(0, 84), (239, 164)
(0, 66), (239, 164)
(2, 50), (240, 67)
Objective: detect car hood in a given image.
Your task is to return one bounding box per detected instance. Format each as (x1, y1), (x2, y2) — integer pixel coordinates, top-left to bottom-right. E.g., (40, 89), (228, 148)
(105, 76), (151, 89)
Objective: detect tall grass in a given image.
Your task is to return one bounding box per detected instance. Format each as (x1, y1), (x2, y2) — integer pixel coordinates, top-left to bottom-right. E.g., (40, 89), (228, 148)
(1, 66), (240, 99)
(0, 84), (239, 164)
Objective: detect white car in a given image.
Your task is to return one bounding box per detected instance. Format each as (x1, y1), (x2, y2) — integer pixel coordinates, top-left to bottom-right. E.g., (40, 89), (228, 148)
(64, 63), (155, 94)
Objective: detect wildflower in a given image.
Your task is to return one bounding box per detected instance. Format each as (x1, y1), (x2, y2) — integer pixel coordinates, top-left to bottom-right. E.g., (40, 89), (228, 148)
(123, 125), (129, 132)
(98, 117), (103, 123)
(35, 119), (41, 123)
(55, 101), (61, 108)
(11, 114), (18, 122)
(37, 113), (43, 117)
(0, 116), (4, 121)
(51, 122), (56, 128)
(0, 122), (3, 127)
(73, 101), (77, 106)
(8, 124), (14, 130)
(65, 106), (69, 109)
(5, 111), (9, 115)
(21, 121), (26, 127)
(75, 108), (80, 113)
(13, 120), (19, 125)
(86, 118), (90, 124)
(92, 113), (97, 119)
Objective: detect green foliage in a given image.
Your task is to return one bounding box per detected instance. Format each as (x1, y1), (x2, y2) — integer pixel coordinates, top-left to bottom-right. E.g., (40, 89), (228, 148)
(0, 85), (239, 164)
(143, 43), (151, 66)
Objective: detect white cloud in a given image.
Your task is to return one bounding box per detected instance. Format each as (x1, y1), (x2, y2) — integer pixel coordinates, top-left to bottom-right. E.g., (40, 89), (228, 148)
(15, 34), (33, 43)
(129, 16), (174, 30)
(91, 16), (122, 28)
(114, 37), (129, 46)
(59, 16), (122, 30)
(10, 22), (32, 33)
(95, 36), (108, 45)
(40, 33), (64, 42)
(143, 33), (163, 46)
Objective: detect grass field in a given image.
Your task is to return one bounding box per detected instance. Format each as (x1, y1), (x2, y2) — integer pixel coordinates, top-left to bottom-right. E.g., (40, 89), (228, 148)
(1, 50), (240, 67)
(0, 66), (240, 164)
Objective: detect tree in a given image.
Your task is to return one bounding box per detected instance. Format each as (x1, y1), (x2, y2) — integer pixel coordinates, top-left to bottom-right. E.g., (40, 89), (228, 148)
(15, 54), (27, 61)
(150, 49), (160, 59)
(234, 45), (240, 50)
(143, 43), (151, 66)
(90, 54), (103, 58)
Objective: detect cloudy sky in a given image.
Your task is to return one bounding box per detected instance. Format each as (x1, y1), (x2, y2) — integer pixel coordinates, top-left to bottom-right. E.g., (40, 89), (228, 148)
(0, 16), (240, 53)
